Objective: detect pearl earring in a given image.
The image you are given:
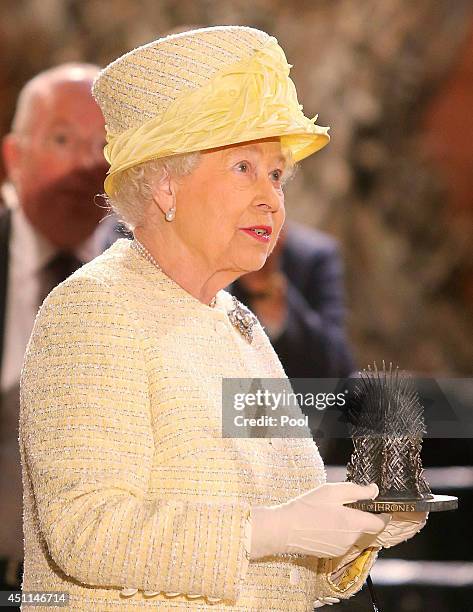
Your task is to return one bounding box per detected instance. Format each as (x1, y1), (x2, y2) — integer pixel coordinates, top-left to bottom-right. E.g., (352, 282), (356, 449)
(165, 206), (175, 222)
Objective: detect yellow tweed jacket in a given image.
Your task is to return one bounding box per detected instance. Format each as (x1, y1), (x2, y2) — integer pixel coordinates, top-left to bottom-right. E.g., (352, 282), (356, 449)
(19, 239), (376, 611)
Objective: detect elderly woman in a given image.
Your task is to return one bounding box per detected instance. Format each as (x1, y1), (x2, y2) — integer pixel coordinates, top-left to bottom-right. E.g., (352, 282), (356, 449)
(19, 26), (426, 611)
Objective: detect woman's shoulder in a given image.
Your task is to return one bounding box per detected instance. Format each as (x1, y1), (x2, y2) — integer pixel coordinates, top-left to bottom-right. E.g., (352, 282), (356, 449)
(27, 241), (149, 360)
(42, 240), (128, 300)
(35, 239), (147, 331)
(38, 239), (211, 326)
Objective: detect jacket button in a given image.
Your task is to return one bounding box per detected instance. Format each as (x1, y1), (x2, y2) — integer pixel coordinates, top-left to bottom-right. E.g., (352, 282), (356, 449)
(270, 438), (285, 450)
(290, 567), (300, 585)
(120, 588), (138, 597)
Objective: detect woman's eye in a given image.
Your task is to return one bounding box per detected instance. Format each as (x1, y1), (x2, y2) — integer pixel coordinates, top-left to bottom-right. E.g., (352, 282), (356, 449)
(271, 169), (283, 182)
(236, 161), (249, 173)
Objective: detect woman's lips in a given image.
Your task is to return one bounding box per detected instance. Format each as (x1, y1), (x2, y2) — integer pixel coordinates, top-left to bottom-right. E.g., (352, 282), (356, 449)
(239, 226), (272, 243)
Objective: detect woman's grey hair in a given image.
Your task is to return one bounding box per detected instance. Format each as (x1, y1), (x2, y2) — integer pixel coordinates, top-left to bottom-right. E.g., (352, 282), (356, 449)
(106, 152), (201, 230)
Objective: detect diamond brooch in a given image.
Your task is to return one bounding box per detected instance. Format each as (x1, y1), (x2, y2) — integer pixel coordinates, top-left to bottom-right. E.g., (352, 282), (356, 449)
(228, 296), (258, 344)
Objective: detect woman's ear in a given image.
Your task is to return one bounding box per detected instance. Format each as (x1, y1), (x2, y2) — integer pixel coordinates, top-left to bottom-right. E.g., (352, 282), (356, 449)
(150, 170), (176, 218)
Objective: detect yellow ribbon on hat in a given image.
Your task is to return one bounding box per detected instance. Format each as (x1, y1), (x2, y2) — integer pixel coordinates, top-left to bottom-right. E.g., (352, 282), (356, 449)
(103, 38), (330, 196)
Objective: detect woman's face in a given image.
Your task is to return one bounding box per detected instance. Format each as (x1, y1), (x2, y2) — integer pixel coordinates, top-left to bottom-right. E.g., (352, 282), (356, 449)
(173, 138), (287, 275)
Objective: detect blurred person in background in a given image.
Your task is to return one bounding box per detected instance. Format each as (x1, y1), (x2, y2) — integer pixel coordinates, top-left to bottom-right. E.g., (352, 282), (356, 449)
(0, 62), (109, 591)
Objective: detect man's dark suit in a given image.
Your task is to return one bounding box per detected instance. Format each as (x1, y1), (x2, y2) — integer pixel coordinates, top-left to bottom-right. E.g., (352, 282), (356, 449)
(0, 206), (25, 590)
(232, 222), (355, 378)
(0, 207), (12, 375)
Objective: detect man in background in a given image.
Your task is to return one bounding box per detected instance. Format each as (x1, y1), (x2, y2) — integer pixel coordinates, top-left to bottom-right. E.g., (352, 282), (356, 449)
(0, 63), (109, 591)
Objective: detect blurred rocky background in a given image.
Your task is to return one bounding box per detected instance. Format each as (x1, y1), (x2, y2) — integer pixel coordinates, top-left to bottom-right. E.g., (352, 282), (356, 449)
(1, 0), (472, 374)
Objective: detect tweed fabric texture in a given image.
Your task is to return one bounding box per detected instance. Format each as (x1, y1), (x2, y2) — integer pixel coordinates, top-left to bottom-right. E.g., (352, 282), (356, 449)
(19, 239), (374, 610)
(93, 26), (271, 134)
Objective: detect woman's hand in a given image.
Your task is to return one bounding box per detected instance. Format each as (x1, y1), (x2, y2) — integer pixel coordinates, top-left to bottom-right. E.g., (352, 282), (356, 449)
(314, 596), (340, 607)
(250, 482), (390, 560)
(328, 510), (428, 587)
(371, 511), (428, 549)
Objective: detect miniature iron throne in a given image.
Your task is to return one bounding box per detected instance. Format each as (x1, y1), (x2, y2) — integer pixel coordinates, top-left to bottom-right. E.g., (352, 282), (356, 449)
(346, 362), (457, 512)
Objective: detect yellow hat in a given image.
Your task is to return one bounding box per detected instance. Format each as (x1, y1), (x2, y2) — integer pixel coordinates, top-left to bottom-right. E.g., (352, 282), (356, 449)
(92, 26), (330, 196)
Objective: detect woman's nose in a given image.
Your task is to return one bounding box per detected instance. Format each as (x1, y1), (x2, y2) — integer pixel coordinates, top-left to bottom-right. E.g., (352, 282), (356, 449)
(255, 179), (283, 213)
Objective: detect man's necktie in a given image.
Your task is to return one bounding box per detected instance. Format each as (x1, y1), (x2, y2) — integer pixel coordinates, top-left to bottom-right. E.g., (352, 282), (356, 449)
(38, 252), (83, 306)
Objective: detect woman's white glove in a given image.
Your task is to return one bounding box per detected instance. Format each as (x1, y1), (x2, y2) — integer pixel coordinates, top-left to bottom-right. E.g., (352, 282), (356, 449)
(250, 482), (390, 560)
(368, 511), (428, 549)
(333, 510), (428, 581)
(314, 596), (340, 608)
